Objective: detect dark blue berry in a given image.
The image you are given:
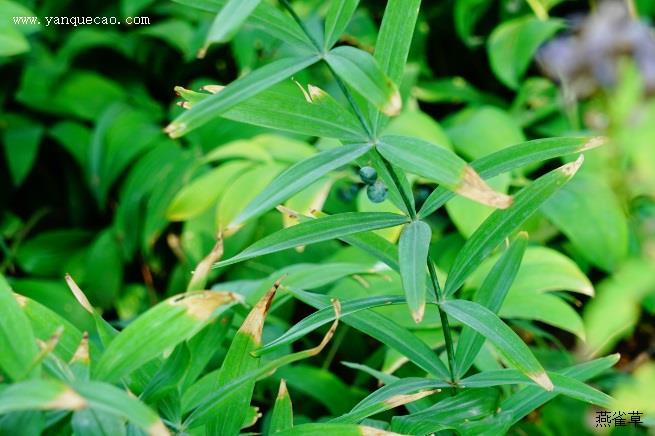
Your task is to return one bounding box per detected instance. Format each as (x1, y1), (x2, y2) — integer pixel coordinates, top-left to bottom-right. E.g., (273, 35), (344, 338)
(367, 181), (388, 203)
(358, 166), (378, 185)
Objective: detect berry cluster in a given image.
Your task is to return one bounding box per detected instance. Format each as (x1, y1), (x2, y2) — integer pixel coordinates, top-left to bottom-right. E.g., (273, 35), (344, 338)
(359, 166), (388, 203)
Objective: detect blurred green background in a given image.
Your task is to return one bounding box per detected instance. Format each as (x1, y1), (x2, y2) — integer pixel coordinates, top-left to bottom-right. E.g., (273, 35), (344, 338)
(1, 0), (654, 433)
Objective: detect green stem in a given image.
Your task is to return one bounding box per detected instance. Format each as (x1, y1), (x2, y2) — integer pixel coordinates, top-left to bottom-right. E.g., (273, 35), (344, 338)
(428, 258), (458, 385)
(380, 156), (416, 219)
(279, 0), (322, 51)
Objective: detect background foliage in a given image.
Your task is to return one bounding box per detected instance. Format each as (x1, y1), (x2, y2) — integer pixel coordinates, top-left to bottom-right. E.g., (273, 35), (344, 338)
(1, 0), (654, 434)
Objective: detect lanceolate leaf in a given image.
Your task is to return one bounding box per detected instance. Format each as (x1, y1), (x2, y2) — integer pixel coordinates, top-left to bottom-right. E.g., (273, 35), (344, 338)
(497, 354), (619, 426)
(165, 55), (319, 137)
(172, 0), (312, 47)
(270, 379), (293, 432)
(203, 0), (262, 50)
(398, 220), (431, 323)
(325, 46), (401, 116)
(176, 82), (367, 141)
(372, 0), (421, 131)
(230, 143), (372, 228)
(214, 212), (409, 268)
(288, 288), (451, 380)
(206, 284), (277, 435)
(377, 135), (512, 208)
(331, 377), (444, 424)
(444, 155), (584, 296)
(418, 136), (604, 218)
(458, 369), (612, 408)
(93, 291), (239, 382)
(455, 232), (528, 377)
(275, 423), (401, 435)
(0, 275), (40, 381)
(441, 299), (553, 391)
(324, 0), (360, 49)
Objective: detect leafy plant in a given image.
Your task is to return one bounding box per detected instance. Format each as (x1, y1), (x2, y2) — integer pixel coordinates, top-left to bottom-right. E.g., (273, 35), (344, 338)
(2, 0), (654, 434)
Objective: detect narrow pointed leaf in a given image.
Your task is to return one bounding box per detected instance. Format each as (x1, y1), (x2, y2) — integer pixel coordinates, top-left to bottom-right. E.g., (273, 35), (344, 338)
(93, 291), (239, 382)
(441, 299), (553, 391)
(331, 377), (444, 424)
(378, 135), (512, 208)
(399, 221), (431, 322)
(326, 46), (401, 116)
(203, 0), (262, 49)
(182, 302), (340, 428)
(324, 0), (360, 49)
(498, 354), (619, 426)
(444, 155), (584, 296)
(270, 379), (293, 432)
(256, 295), (407, 356)
(0, 275), (40, 381)
(418, 136), (604, 218)
(288, 287), (450, 380)
(215, 212), (409, 268)
(230, 143), (372, 228)
(275, 423), (402, 435)
(166, 55), (319, 137)
(455, 232), (528, 377)
(206, 284), (277, 435)
(176, 82), (367, 141)
(458, 369), (613, 408)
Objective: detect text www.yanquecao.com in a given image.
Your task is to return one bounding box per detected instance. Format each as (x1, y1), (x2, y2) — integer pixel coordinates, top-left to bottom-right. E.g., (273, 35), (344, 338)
(12, 16), (151, 26)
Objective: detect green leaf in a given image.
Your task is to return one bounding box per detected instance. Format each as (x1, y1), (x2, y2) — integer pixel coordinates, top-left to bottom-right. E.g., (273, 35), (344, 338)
(0, 275), (40, 380)
(205, 285), (276, 435)
(331, 377), (445, 424)
(459, 369), (612, 407)
(496, 354), (619, 426)
(324, 0), (360, 49)
(0, 380), (85, 414)
(165, 55), (319, 137)
(275, 423), (400, 435)
(391, 389), (499, 434)
(455, 232), (528, 377)
(378, 135), (512, 208)
(325, 46), (401, 116)
(374, 0), (421, 86)
(288, 287), (451, 380)
(418, 136), (604, 218)
(203, 0), (262, 49)
(501, 292), (585, 339)
(1, 115), (43, 186)
(0, 23), (29, 57)
(230, 143), (372, 228)
(487, 16), (563, 89)
(269, 379), (293, 432)
(542, 173), (629, 272)
(205, 81), (368, 141)
(441, 299), (553, 390)
(454, 0), (494, 46)
(173, 0), (312, 47)
(93, 291), (239, 382)
(214, 212), (409, 268)
(256, 294), (406, 356)
(444, 155), (584, 296)
(167, 161), (252, 221)
(399, 220), (431, 323)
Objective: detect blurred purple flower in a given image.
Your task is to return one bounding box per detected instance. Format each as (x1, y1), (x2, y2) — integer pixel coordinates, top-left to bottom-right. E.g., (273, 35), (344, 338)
(539, 1), (655, 97)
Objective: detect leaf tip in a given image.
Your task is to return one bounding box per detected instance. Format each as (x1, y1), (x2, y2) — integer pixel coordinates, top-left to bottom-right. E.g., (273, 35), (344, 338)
(147, 420), (170, 436)
(560, 154), (584, 178)
(13, 293), (28, 307)
(70, 332), (90, 365)
(64, 273), (93, 314)
(579, 136), (607, 151)
(382, 88), (402, 116)
(242, 279), (281, 339)
(201, 84), (224, 94)
(411, 304), (425, 324)
(457, 166), (513, 208)
(277, 379), (289, 399)
(170, 290), (239, 321)
(164, 122), (186, 139)
(531, 371), (555, 391)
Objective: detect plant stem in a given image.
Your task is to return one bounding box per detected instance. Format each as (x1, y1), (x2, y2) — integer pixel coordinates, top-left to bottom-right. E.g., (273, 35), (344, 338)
(428, 259), (458, 384)
(280, 0), (457, 384)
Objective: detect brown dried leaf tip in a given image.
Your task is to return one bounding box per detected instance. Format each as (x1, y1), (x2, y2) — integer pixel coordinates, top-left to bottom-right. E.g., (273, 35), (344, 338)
(456, 166), (513, 209)
(70, 332), (90, 365)
(242, 279), (282, 341)
(64, 273), (93, 314)
(170, 290), (240, 321)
